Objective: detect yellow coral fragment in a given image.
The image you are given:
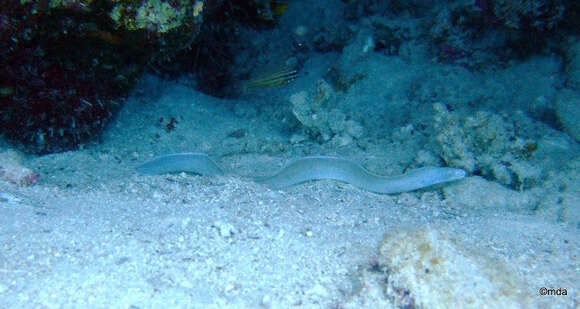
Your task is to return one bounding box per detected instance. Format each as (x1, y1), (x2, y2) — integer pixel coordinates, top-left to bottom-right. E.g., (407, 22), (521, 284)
(135, 0), (181, 33)
(193, 0), (204, 17)
(110, 0), (195, 33)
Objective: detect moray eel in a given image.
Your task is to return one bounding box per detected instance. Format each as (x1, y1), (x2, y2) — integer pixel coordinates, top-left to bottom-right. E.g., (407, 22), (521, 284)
(136, 153), (467, 194)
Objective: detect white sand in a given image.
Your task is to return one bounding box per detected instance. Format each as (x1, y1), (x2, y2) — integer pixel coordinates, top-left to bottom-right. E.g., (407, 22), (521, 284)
(1, 58), (578, 308)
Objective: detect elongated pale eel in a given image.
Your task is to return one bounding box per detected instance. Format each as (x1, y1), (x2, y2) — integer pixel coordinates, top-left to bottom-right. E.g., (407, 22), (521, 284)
(136, 153), (467, 194)
(137, 153), (225, 176)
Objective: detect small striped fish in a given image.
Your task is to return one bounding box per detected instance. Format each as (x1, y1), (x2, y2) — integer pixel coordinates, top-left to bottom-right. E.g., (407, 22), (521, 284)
(243, 68), (298, 90)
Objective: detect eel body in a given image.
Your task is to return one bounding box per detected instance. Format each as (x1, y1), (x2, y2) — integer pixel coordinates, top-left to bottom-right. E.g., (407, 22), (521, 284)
(136, 153), (225, 176)
(136, 153), (466, 194)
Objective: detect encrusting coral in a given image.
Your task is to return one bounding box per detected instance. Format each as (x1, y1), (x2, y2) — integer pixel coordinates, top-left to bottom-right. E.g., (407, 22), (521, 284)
(433, 103), (543, 189)
(0, 0), (207, 153)
(289, 79), (365, 146)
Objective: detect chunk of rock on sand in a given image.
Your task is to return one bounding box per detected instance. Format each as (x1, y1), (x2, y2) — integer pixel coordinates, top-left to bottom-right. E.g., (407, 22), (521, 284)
(342, 228), (530, 308)
(443, 176), (538, 213)
(0, 150), (39, 186)
(377, 228), (530, 308)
